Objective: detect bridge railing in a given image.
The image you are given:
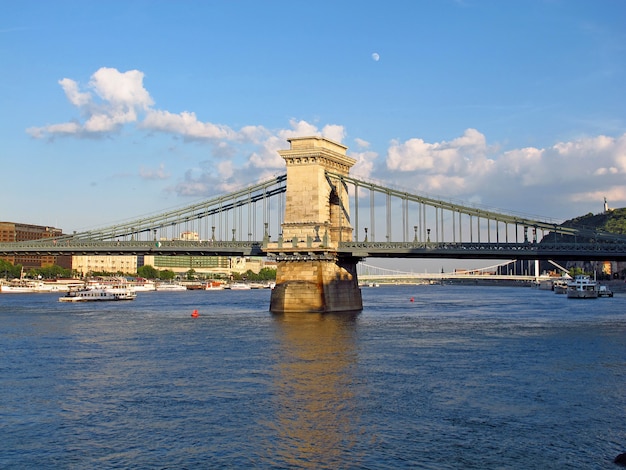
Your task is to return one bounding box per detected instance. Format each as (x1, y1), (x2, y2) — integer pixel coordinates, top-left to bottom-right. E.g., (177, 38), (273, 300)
(338, 241), (626, 261)
(0, 240), (265, 257)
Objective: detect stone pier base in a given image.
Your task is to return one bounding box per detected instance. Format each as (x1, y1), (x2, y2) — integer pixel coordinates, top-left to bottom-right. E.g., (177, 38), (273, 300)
(269, 257), (362, 313)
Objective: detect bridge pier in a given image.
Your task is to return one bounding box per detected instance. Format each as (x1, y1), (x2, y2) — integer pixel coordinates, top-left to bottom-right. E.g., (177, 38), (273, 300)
(270, 255), (362, 313)
(267, 136), (362, 313)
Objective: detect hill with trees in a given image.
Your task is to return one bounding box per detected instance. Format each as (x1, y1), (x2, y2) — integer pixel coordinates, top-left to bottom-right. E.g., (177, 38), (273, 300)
(540, 207), (626, 279)
(557, 207), (626, 237)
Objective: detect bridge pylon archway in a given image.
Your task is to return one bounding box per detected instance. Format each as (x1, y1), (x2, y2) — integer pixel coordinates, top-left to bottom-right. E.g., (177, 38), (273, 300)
(266, 136), (362, 313)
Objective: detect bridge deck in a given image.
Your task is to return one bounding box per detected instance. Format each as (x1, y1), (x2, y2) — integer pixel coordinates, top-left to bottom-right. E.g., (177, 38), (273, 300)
(1, 240), (625, 261)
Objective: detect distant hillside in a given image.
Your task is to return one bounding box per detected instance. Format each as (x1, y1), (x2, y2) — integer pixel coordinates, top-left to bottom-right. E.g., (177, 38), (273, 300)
(560, 207), (626, 235)
(539, 208), (626, 279)
(542, 207), (626, 243)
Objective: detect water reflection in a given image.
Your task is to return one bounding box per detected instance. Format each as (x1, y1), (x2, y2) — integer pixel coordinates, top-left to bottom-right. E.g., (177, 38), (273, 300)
(268, 312), (363, 468)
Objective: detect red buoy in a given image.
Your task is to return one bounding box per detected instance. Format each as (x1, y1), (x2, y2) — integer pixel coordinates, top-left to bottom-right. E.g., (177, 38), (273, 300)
(410, 297), (414, 302)
(191, 309), (199, 318)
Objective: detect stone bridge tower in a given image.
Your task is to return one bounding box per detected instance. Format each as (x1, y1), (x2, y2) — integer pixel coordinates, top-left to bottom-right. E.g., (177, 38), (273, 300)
(266, 136), (363, 313)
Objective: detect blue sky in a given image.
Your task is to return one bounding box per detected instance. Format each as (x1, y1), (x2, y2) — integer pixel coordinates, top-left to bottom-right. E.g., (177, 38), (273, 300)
(2, 0), (625, 237)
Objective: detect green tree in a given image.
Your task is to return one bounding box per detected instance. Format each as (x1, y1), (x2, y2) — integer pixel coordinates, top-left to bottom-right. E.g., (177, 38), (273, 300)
(137, 265), (159, 279)
(235, 268), (276, 281)
(259, 267), (277, 280)
(0, 259), (22, 279)
(605, 209), (626, 234)
(159, 269), (176, 281)
(568, 266), (587, 277)
(34, 264), (72, 279)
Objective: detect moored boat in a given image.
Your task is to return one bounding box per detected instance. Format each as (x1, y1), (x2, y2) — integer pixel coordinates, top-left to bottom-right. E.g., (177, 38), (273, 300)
(126, 277), (156, 292)
(0, 280), (45, 293)
(185, 283), (206, 290)
(155, 282), (187, 291)
(227, 282), (251, 290)
(566, 275), (598, 299)
(204, 281), (224, 290)
(553, 277), (570, 294)
(532, 277), (554, 290)
(597, 285), (614, 298)
(1, 279), (83, 293)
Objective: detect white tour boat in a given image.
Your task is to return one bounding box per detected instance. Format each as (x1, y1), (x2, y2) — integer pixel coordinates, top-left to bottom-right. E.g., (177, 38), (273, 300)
(1, 279), (82, 293)
(126, 277), (156, 292)
(227, 282), (252, 290)
(566, 275), (598, 299)
(59, 285), (137, 302)
(155, 282), (187, 291)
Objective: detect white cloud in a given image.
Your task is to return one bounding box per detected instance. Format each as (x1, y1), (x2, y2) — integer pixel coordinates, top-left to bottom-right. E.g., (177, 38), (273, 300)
(139, 163), (170, 180)
(89, 67), (153, 110)
(27, 121), (81, 138)
(29, 67), (154, 137)
(141, 109), (236, 140)
(382, 130), (626, 217)
(237, 125), (270, 144)
(386, 128), (492, 175)
(26, 67), (626, 218)
(248, 135), (286, 169)
(217, 160), (234, 179)
(321, 124), (346, 143)
(172, 172), (210, 197)
(350, 150), (378, 179)
(354, 138), (370, 149)
(247, 119), (348, 170)
(281, 119), (320, 138)
(59, 78), (91, 107)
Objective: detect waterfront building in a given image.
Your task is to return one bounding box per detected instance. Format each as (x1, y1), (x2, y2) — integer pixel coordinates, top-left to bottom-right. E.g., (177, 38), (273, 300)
(142, 254), (271, 277)
(177, 231), (200, 241)
(71, 255), (138, 276)
(0, 221), (70, 270)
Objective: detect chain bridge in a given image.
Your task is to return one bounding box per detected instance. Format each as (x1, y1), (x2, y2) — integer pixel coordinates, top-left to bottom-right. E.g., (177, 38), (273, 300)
(2, 136), (625, 311)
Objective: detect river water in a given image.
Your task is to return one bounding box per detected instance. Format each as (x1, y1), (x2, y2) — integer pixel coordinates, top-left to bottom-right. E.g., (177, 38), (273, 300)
(1, 285), (625, 469)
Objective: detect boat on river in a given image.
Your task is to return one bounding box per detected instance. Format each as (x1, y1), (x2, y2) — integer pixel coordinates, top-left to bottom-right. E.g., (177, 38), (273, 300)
(566, 275), (598, 299)
(126, 277), (156, 292)
(227, 282), (252, 290)
(204, 281), (225, 290)
(553, 277), (569, 294)
(1, 280), (48, 293)
(597, 285), (614, 298)
(59, 285), (137, 302)
(532, 276), (554, 290)
(155, 282), (187, 291)
(1, 279), (83, 293)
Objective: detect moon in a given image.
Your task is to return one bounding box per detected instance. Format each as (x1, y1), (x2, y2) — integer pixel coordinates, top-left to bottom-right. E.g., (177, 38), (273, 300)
(371, 52), (380, 62)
